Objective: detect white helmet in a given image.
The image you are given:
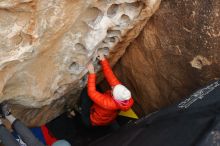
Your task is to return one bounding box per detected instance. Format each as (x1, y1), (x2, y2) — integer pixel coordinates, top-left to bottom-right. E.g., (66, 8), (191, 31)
(113, 84), (131, 101)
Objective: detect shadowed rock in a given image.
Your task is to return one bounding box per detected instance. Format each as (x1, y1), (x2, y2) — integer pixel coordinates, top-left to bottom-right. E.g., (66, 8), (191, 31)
(113, 0), (220, 116)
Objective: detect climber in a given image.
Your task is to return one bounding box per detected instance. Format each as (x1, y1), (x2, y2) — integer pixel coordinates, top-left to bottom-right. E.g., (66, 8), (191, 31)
(0, 103), (71, 146)
(76, 51), (134, 127)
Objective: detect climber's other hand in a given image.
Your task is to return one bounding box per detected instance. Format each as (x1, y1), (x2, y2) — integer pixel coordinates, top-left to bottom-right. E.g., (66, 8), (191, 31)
(87, 63), (95, 74)
(97, 51), (105, 61)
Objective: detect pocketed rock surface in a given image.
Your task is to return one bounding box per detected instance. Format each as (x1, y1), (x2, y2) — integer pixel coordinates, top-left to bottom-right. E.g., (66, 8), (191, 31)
(0, 0), (160, 125)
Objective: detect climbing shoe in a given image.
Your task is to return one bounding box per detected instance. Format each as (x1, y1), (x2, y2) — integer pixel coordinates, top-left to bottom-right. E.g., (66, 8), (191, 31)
(0, 103), (11, 118)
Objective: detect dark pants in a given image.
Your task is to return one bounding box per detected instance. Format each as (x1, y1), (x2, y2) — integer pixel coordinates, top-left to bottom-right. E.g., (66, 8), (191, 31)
(0, 120), (45, 146)
(79, 87), (93, 127)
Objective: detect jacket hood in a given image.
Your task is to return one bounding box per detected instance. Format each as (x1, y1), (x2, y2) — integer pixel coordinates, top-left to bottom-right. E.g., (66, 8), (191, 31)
(115, 98), (134, 111)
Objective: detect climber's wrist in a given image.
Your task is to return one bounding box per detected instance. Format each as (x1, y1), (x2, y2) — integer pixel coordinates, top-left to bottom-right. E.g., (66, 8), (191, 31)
(89, 70), (95, 74)
(87, 63), (95, 74)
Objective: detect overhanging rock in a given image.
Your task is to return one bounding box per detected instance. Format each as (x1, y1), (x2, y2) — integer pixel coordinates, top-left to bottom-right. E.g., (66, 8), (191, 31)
(0, 0), (160, 126)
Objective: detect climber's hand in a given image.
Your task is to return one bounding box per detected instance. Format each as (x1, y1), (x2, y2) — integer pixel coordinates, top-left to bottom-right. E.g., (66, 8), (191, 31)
(87, 63), (95, 74)
(97, 51), (105, 61)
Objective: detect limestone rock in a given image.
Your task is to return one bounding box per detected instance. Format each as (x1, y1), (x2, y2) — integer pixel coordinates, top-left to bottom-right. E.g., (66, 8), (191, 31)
(0, 0), (160, 125)
(113, 0), (220, 115)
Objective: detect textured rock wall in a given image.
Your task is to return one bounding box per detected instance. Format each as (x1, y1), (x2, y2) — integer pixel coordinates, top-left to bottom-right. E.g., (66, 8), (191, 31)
(113, 0), (220, 115)
(0, 0), (160, 125)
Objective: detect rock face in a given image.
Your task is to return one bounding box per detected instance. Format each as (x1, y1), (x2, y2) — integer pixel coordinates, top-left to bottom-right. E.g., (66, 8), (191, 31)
(0, 0), (160, 125)
(113, 0), (220, 115)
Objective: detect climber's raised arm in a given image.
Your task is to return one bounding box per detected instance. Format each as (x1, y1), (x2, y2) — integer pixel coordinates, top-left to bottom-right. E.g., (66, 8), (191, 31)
(97, 51), (120, 87)
(87, 63), (118, 109)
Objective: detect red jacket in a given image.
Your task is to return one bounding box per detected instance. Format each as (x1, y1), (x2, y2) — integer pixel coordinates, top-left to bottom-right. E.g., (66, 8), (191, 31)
(87, 59), (134, 126)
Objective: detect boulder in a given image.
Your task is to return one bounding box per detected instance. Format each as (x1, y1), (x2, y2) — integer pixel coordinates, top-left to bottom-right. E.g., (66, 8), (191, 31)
(0, 0), (160, 125)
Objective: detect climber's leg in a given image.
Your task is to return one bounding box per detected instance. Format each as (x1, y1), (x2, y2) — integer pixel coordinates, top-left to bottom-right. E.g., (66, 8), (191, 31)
(79, 87), (93, 127)
(11, 119), (45, 146)
(0, 120), (20, 146)
(0, 103), (45, 146)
